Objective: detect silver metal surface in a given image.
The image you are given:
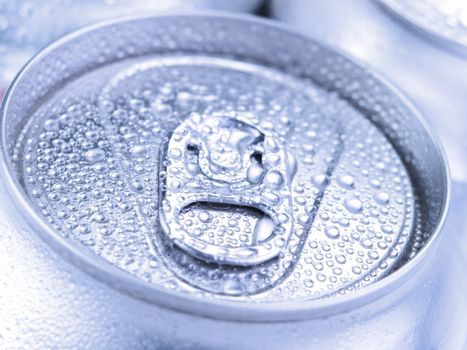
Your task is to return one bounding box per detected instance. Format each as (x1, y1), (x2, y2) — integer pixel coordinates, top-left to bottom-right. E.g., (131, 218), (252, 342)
(271, 0), (467, 184)
(0, 13), (459, 349)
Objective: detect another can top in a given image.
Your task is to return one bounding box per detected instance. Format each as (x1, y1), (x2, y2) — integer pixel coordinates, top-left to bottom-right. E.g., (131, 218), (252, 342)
(380, 0), (467, 55)
(0, 14), (449, 317)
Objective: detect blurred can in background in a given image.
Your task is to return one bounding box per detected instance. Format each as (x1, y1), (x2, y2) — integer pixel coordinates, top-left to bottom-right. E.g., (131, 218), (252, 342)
(270, 0), (467, 184)
(0, 0), (263, 95)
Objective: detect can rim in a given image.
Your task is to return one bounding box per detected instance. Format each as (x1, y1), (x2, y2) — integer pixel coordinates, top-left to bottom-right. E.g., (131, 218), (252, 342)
(0, 11), (451, 322)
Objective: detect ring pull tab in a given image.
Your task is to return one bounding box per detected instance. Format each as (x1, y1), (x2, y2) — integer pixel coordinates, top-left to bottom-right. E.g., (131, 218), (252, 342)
(159, 114), (296, 266)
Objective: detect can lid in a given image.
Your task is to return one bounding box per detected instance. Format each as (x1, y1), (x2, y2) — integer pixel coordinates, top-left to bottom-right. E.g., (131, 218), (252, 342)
(1, 14), (449, 308)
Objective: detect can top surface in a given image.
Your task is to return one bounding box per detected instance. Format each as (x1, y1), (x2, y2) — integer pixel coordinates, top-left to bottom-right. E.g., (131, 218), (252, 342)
(380, 0), (467, 55)
(0, 13), (449, 320)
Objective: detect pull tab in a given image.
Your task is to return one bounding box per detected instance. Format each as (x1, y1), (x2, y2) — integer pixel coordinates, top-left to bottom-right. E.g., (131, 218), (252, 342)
(159, 114), (296, 266)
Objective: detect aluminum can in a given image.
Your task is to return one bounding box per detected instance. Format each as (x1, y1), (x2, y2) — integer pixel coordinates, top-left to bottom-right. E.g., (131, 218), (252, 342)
(270, 0), (467, 184)
(0, 13), (461, 349)
(0, 0), (263, 95)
